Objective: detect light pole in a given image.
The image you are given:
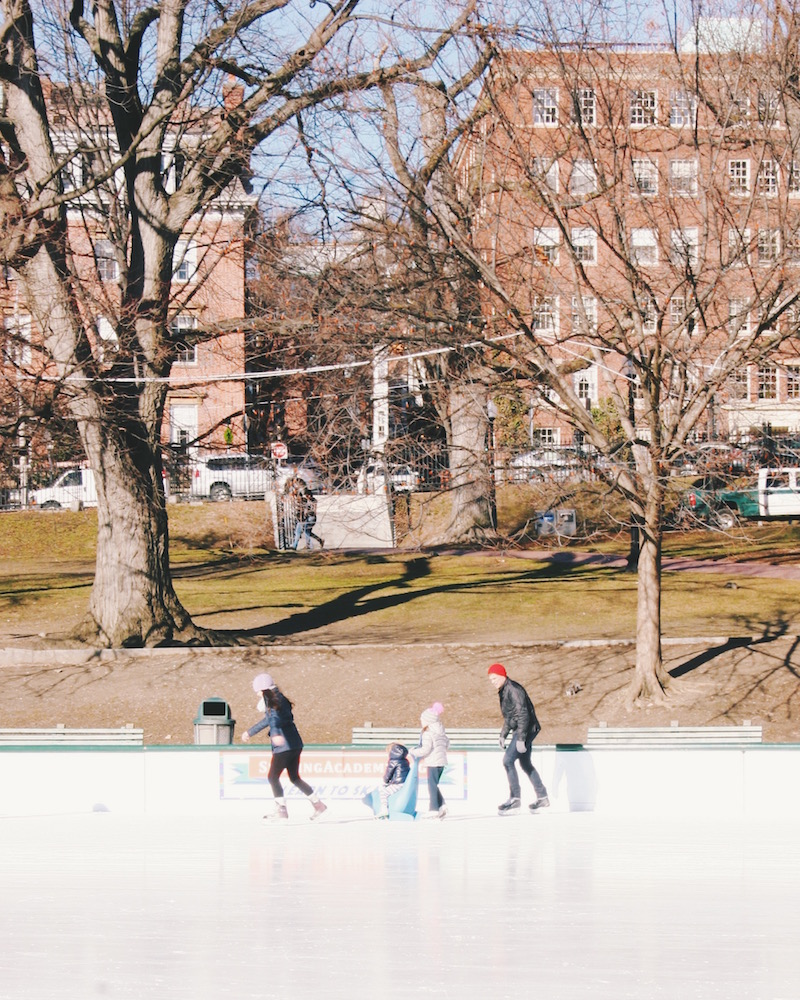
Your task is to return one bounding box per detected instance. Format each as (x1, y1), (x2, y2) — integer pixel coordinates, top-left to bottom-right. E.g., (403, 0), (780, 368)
(487, 399), (498, 530)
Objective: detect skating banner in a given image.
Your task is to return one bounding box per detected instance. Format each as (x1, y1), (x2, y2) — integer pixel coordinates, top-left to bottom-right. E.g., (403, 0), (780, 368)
(220, 749), (467, 801)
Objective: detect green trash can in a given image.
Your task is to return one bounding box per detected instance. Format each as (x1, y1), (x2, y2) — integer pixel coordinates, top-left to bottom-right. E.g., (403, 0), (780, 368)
(193, 697), (235, 745)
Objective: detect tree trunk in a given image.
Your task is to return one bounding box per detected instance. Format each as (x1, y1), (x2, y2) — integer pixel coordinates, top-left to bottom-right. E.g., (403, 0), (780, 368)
(626, 495), (670, 707)
(441, 384), (497, 542)
(72, 408), (199, 647)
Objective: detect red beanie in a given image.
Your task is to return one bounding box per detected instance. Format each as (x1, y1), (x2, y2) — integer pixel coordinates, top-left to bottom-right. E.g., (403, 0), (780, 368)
(488, 663), (507, 677)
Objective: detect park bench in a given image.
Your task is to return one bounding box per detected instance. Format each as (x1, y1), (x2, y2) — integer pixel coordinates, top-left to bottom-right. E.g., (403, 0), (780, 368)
(0, 725), (144, 746)
(585, 722), (762, 747)
(351, 725), (499, 749)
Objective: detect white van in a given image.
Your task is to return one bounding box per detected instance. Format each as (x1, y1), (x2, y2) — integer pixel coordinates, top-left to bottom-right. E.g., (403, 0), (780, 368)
(30, 467), (97, 510)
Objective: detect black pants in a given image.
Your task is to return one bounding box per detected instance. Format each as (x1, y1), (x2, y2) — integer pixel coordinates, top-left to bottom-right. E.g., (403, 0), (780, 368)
(268, 748), (313, 798)
(503, 742), (548, 800)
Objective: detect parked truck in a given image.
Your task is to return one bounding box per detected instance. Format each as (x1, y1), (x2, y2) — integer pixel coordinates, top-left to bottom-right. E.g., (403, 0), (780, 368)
(684, 468), (800, 529)
(29, 467), (97, 510)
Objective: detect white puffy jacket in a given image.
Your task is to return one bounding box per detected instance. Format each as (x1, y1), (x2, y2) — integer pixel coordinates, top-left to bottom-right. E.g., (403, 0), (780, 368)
(409, 709), (449, 766)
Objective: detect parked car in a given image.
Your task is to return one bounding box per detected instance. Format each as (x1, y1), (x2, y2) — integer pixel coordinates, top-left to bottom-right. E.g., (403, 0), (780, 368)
(275, 456), (325, 494)
(356, 459), (389, 495)
(189, 454), (271, 502)
(508, 449), (578, 481)
(390, 465), (420, 493)
(189, 453), (324, 502)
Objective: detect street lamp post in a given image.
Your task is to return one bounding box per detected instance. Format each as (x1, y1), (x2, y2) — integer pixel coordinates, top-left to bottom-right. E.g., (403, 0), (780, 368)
(487, 399), (498, 530)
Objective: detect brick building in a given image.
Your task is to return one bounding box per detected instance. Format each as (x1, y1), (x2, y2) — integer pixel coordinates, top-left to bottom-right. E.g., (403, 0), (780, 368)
(457, 21), (800, 449)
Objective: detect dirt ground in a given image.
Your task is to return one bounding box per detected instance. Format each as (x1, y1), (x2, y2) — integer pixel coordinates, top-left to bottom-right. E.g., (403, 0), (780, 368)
(1, 630), (799, 746)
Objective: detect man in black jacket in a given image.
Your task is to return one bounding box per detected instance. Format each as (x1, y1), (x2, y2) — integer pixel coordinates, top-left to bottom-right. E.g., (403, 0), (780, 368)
(488, 662), (549, 815)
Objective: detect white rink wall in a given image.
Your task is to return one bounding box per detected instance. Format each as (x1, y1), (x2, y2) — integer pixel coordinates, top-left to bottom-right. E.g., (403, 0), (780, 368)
(2, 744), (800, 819)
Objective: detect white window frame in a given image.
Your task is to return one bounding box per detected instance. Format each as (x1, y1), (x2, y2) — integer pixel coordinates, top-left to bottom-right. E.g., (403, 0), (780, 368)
(669, 159), (698, 196)
(533, 157), (559, 193)
(570, 227), (597, 264)
(757, 89), (780, 126)
(630, 228), (658, 266)
(786, 365), (800, 400)
(572, 87), (596, 126)
(574, 365), (598, 405)
(570, 158), (597, 196)
(571, 295), (597, 333)
(789, 161), (800, 196)
(727, 228), (751, 267)
(170, 314), (198, 363)
(756, 160), (779, 197)
(758, 228), (780, 264)
(173, 240), (198, 283)
(3, 313), (32, 366)
(669, 89), (697, 128)
(670, 227), (699, 267)
(757, 363), (778, 400)
(532, 87), (558, 126)
(729, 299), (751, 338)
(94, 240), (119, 282)
(630, 89), (657, 126)
(729, 159), (751, 196)
(533, 227), (560, 265)
(532, 295), (558, 332)
(631, 158), (658, 195)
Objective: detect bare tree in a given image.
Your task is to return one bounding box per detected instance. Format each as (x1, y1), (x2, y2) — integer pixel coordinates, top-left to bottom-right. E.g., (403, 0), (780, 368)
(0, 0), (488, 645)
(432, 13), (800, 704)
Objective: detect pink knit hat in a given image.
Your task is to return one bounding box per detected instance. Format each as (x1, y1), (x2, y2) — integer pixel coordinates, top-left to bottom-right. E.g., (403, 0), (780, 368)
(252, 673), (275, 693)
(431, 702), (444, 716)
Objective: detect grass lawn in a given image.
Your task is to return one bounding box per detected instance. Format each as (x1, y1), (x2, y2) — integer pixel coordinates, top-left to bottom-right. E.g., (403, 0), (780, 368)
(1, 500), (799, 645)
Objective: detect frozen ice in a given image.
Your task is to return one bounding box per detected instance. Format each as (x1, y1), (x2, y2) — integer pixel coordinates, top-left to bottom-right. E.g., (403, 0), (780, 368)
(0, 811), (798, 999)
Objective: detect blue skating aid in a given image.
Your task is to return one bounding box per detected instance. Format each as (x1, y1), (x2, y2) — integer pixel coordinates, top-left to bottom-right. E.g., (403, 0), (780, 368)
(387, 759), (418, 821)
(362, 760), (419, 820)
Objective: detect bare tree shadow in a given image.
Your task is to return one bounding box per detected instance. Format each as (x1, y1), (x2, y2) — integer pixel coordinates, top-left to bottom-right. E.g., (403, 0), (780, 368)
(669, 618), (792, 679)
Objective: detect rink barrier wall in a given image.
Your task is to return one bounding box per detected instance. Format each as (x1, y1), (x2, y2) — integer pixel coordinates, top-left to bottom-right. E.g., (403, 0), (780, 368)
(3, 743), (800, 819)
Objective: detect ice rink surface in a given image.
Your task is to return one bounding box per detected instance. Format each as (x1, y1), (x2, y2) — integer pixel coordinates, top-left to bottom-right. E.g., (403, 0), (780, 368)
(1, 810), (798, 1000)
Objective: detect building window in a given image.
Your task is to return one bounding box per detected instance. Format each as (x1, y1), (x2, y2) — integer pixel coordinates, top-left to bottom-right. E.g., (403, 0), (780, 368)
(758, 228), (780, 264)
(532, 295), (558, 331)
(575, 366), (597, 405)
(630, 228), (658, 265)
(532, 88), (558, 126)
(640, 299), (657, 334)
(787, 366), (800, 399)
(757, 363), (778, 400)
(533, 227), (559, 265)
(789, 161), (800, 196)
(3, 313), (32, 366)
(631, 158), (658, 195)
(630, 89), (657, 125)
(785, 228), (800, 265)
(729, 299), (751, 338)
(570, 227), (597, 264)
(729, 159), (750, 196)
(727, 228), (751, 267)
(94, 240), (118, 282)
(727, 368), (749, 399)
(756, 160), (779, 196)
(170, 314), (198, 363)
(757, 90), (780, 126)
(569, 158), (597, 196)
(571, 295), (597, 333)
(669, 159), (698, 196)
(669, 89), (697, 127)
(725, 94), (750, 126)
(670, 227), (699, 267)
(173, 240), (197, 283)
(533, 157), (559, 193)
(572, 88), (596, 126)
(533, 427), (558, 446)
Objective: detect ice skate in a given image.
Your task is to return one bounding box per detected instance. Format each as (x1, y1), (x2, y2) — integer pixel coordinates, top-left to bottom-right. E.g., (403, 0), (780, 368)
(311, 800), (327, 820)
(498, 797), (521, 815)
(529, 796), (550, 812)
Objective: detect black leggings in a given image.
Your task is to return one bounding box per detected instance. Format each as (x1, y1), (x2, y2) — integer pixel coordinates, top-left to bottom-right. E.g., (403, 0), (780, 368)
(268, 748), (313, 798)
